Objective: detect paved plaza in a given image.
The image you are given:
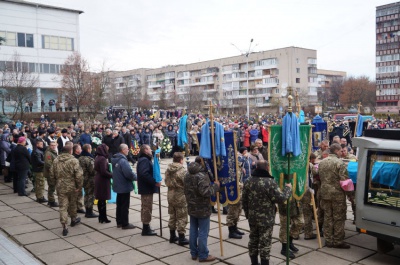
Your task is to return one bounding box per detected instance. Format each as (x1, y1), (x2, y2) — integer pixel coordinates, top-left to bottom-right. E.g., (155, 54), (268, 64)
(0, 157), (399, 265)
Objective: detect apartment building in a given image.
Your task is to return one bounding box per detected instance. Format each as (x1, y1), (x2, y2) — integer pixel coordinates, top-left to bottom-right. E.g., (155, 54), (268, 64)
(0, 0), (82, 112)
(317, 69), (346, 108)
(109, 47), (320, 114)
(376, 2), (400, 114)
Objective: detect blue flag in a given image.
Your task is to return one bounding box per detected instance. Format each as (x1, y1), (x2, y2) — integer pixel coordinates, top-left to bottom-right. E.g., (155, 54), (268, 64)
(282, 113), (301, 157)
(153, 148), (162, 183)
(356, 114), (363, 137)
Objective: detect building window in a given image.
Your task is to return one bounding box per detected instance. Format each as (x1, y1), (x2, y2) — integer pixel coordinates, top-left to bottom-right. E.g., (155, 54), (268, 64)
(0, 31), (33, 47)
(42, 35), (74, 51)
(296, 78), (300, 83)
(296, 68), (300, 73)
(296, 58), (299, 64)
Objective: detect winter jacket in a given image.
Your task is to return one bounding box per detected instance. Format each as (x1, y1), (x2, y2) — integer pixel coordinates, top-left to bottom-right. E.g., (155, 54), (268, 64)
(94, 144), (112, 200)
(13, 144), (31, 171)
(249, 129), (259, 143)
(243, 130), (250, 147)
(137, 153), (158, 195)
(0, 134), (11, 166)
(31, 147), (45, 172)
(184, 162), (219, 218)
(165, 162), (187, 206)
(238, 154), (253, 183)
(111, 153), (137, 194)
(109, 135), (124, 155)
(79, 133), (92, 147)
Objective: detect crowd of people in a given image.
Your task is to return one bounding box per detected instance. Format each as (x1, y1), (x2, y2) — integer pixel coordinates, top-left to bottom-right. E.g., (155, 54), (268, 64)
(0, 107), (390, 264)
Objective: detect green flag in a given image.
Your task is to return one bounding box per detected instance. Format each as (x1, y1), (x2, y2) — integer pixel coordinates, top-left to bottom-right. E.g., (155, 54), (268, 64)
(268, 125), (311, 200)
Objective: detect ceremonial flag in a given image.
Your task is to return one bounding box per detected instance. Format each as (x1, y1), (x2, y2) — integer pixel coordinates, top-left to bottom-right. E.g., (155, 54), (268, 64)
(197, 131), (240, 205)
(153, 148), (162, 183)
(312, 115), (327, 152)
(299, 110), (305, 123)
(269, 125), (312, 199)
(356, 114), (364, 137)
(177, 115), (188, 148)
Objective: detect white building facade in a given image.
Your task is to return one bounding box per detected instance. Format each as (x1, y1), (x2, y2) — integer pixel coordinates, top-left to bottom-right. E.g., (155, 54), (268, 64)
(0, 0), (82, 112)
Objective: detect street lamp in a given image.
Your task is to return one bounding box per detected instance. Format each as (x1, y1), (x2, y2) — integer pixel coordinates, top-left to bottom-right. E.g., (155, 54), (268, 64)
(231, 38), (254, 118)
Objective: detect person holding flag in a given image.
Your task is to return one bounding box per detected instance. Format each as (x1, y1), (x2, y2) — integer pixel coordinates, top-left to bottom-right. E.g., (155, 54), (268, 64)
(137, 144), (161, 236)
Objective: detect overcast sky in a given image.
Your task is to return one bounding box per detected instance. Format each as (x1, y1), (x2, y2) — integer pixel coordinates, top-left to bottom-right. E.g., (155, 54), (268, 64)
(35, 0), (395, 78)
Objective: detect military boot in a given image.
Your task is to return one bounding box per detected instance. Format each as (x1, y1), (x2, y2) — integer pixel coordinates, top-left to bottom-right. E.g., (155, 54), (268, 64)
(48, 201), (59, 207)
(250, 255), (259, 265)
(70, 217), (81, 227)
(234, 225), (245, 235)
(280, 243), (295, 259)
(142, 224), (157, 236)
(260, 258), (269, 265)
(178, 233), (189, 246)
(289, 236), (299, 252)
(85, 207), (99, 218)
(228, 226), (242, 239)
(169, 230), (178, 243)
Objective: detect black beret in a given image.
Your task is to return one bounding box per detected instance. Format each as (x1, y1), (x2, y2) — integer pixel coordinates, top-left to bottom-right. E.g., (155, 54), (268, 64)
(61, 129), (68, 133)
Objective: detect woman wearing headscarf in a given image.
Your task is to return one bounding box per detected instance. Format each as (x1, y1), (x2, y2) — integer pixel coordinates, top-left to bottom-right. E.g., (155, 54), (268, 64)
(94, 144), (112, 223)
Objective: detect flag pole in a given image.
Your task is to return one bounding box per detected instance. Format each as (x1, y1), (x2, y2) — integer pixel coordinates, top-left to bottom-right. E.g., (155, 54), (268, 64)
(156, 147), (163, 237)
(286, 88), (294, 265)
(206, 101), (224, 256)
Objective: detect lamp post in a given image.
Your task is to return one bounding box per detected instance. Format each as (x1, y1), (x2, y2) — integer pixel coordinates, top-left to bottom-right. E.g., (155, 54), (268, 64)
(231, 39), (254, 118)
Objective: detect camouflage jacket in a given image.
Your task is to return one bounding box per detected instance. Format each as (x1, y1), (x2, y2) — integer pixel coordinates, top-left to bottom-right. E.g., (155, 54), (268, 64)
(242, 168), (291, 227)
(43, 149), (57, 178)
(78, 155), (95, 184)
(184, 162), (218, 218)
(165, 162), (187, 206)
(319, 154), (349, 201)
(50, 153), (83, 194)
(313, 148), (323, 160)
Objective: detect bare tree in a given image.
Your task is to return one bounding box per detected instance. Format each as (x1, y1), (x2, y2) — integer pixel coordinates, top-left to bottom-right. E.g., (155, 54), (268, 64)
(87, 62), (111, 116)
(158, 89), (168, 109)
(0, 37), (5, 45)
(187, 87), (204, 112)
(340, 76), (376, 110)
(326, 79), (343, 109)
(138, 91), (151, 110)
(0, 53), (38, 120)
(60, 52), (92, 117)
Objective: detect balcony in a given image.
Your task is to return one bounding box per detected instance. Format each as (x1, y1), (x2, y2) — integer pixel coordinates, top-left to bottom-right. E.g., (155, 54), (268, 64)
(256, 82), (278, 89)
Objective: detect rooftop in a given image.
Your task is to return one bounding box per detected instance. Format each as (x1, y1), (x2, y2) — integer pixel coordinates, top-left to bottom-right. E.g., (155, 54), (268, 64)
(1, 0), (83, 14)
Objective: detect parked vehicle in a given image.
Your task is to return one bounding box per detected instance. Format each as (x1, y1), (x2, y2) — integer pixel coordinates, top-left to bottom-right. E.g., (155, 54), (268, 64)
(353, 129), (400, 252)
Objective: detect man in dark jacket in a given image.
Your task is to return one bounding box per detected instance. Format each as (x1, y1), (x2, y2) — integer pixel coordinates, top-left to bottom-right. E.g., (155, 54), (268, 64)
(137, 144), (161, 236)
(242, 160), (292, 265)
(13, 137), (31, 196)
(184, 157), (220, 262)
(79, 128), (92, 147)
(109, 130), (124, 157)
(112, 144), (137, 229)
(32, 140), (47, 203)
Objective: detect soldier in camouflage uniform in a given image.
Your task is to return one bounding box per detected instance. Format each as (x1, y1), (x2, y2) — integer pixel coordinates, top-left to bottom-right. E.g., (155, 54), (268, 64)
(319, 143), (351, 249)
(50, 144), (83, 236)
(313, 140), (329, 160)
(78, 144), (98, 218)
(243, 160), (292, 265)
(43, 141), (59, 207)
(340, 144), (357, 224)
(184, 157), (220, 262)
(165, 152), (189, 246)
(31, 140), (47, 203)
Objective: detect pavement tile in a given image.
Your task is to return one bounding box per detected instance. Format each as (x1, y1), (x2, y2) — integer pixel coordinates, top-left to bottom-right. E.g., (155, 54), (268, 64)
(140, 261), (168, 265)
(37, 247), (93, 265)
(70, 259), (105, 265)
(101, 226), (142, 238)
(14, 230), (59, 245)
(50, 224), (95, 238)
(0, 209), (23, 219)
(292, 250), (352, 265)
(24, 238), (74, 256)
(0, 195), (33, 205)
(3, 222), (46, 236)
(18, 205), (54, 214)
(358, 253), (400, 265)
(0, 215), (34, 228)
(0, 189), (14, 195)
(138, 241), (187, 259)
(0, 205), (13, 212)
(209, 226), (229, 240)
(345, 234), (378, 251)
(224, 252), (284, 265)
(207, 241), (248, 260)
(319, 244), (375, 262)
(40, 218), (63, 230)
(119, 233), (165, 248)
(81, 239), (131, 258)
(99, 249), (154, 265)
(161, 251), (219, 265)
(11, 201), (41, 210)
(25, 211), (60, 222)
(65, 231), (113, 247)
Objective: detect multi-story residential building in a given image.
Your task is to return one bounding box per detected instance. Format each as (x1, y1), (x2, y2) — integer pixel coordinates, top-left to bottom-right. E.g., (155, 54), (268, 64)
(376, 2), (400, 114)
(109, 47), (323, 115)
(317, 69), (346, 108)
(0, 0), (82, 112)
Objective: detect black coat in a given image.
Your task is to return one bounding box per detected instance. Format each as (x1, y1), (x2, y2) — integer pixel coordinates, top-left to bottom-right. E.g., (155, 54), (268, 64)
(13, 144), (31, 171)
(109, 135), (124, 155)
(94, 144), (112, 200)
(31, 148), (45, 172)
(137, 154), (158, 195)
